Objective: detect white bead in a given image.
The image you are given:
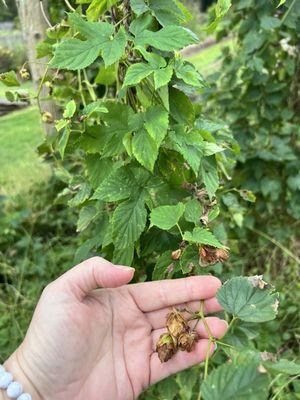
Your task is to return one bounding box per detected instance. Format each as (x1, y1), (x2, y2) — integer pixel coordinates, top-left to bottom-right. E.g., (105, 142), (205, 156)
(7, 381), (23, 398)
(0, 372), (13, 389)
(17, 394), (32, 400)
(0, 365), (5, 376)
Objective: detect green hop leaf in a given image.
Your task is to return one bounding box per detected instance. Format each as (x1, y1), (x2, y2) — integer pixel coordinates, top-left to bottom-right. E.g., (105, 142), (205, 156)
(0, 70), (20, 87)
(123, 62), (154, 86)
(112, 193), (147, 249)
(183, 227), (223, 248)
(150, 203), (185, 230)
(216, 276), (279, 323)
(201, 362), (269, 400)
(135, 25), (198, 51)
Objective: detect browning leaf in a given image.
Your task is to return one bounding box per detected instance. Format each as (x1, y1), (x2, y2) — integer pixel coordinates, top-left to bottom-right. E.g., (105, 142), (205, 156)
(156, 333), (177, 363)
(199, 245), (229, 266)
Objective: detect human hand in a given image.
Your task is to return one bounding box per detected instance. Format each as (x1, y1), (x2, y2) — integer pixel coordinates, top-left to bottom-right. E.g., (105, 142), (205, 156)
(4, 257), (228, 400)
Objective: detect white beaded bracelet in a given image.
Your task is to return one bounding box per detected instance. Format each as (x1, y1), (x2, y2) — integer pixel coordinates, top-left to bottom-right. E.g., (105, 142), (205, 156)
(0, 365), (32, 400)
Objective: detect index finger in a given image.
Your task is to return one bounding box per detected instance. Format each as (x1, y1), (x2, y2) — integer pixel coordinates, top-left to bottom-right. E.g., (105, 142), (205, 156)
(128, 275), (221, 312)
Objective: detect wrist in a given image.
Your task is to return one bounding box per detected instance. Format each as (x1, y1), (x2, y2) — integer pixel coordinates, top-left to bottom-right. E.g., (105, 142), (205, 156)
(3, 349), (42, 400)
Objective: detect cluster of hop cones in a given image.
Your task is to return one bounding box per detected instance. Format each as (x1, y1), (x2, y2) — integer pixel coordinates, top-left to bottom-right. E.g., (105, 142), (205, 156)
(156, 308), (199, 363)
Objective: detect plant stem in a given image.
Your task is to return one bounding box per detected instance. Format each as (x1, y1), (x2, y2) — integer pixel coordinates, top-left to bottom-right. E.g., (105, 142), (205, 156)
(83, 69), (97, 101)
(271, 374), (300, 400)
(280, 0), (296, 25)
(64, 0), (76, 12)
(204, 339), (213, 379)
(78, 70), (86, 107)
(176, 223), (184, 239)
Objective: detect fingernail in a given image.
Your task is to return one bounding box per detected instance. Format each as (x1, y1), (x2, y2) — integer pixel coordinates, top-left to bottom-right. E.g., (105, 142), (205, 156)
(213, 342), (218, 351)
(115, 265), (135, 272)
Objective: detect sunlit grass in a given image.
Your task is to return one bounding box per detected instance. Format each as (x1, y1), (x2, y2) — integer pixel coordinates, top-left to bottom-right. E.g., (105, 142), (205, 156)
(0, 107), (51, 197)
(187, 38), (235, 75)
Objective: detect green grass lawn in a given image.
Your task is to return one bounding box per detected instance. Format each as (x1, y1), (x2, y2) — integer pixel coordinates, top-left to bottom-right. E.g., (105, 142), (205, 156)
(0, 106), (51, 197)
(187, 38), (235, 75)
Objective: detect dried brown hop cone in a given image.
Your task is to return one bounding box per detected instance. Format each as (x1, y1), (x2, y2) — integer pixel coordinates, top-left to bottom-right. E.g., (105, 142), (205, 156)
(156, 333), (177, 363)
(166, 308), (188, 338)
(178, 330), (199, 352)
(199, 245), (229, 266)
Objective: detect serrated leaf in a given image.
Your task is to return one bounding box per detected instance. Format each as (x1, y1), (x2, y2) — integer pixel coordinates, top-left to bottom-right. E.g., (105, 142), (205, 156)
(0, 70), (20, 87)
(149, 0), (187, 26)
(58, 127), (70, 159)
(216, 277), (279, 322)
(201, 158), (219, 200)
(129, 13), (155, 36)
(144, 106), (169, 146)
(86, 0), (119, 20)
(77, 204), (99, 232)
(101, 27), (127, 67)
(50, 38), (102, 70)
(184, 198), (202, 223)
(92, 167), (136, 201)
(183, 227), (223, 248)
(74, 236), (100, 264)
(154, 65), (173, 89)
(263, 359), (300, 376)
(55, 119), (69, 132)
(203, 142), (225, 156)
(201, 363), (269, 400)
(205, 0), (232, 33)
(169, 88), (195, 124)
(113, 244), (134, 266)
(130, 0), (149, 15)
(82, 101), (108, 118)
(135, 25), (198, 51)
(63, 100), (76, 118)
(51, 14), (116, 69)
(260, 16), (281, 30)
(169, 127), (204, 173)
(150, 203), (185, 230)
(85, 156), (117, 189)
(180, 245), (199, 274)
(132, 128), (158, 171)
(135, 46), (166, 68)
(94, 63), (117, 85)
(68, 182), (92, 207)
(175, 59), (205, 88)
(69, 12), (114, 39)
(112, 193), (147, 248)
(123, 62), (154, 86)
(152, 250), (178, 280)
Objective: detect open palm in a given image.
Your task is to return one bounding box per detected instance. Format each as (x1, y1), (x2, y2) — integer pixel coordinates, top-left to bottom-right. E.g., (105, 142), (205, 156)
(6, 257), (227, 400)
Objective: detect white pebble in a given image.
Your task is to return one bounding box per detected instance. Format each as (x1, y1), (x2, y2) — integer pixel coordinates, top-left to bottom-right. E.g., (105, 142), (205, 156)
(7, 381), (23, 398)
(17, 394), (32, 400)
(0, 372), (13, 389)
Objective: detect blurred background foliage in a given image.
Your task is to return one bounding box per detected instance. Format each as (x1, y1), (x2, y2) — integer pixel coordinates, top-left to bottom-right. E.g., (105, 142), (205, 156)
(0, 0), (299, 398)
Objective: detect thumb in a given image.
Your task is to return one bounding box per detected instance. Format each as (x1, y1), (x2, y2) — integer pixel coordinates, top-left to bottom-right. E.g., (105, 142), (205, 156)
(54, 257), (135, 299)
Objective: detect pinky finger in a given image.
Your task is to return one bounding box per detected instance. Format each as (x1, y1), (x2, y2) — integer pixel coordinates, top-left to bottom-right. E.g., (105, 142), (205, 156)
(150, 339), (215, 385)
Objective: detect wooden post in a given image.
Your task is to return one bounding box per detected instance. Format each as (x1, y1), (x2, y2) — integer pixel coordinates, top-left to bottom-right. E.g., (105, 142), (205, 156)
(15, 0), (57, 134)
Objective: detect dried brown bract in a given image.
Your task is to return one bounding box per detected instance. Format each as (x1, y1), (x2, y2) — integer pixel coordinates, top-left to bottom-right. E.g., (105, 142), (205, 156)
(199, 245), (229, 266)
(178, 330), (199, 352)
(156, 333), (177, 363)
(166, 309), (188, 338)
(171, 249), (182, 260)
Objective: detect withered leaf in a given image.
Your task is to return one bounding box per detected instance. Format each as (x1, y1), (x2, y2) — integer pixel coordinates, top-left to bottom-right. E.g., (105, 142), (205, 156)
(199, 245), (229, 266)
